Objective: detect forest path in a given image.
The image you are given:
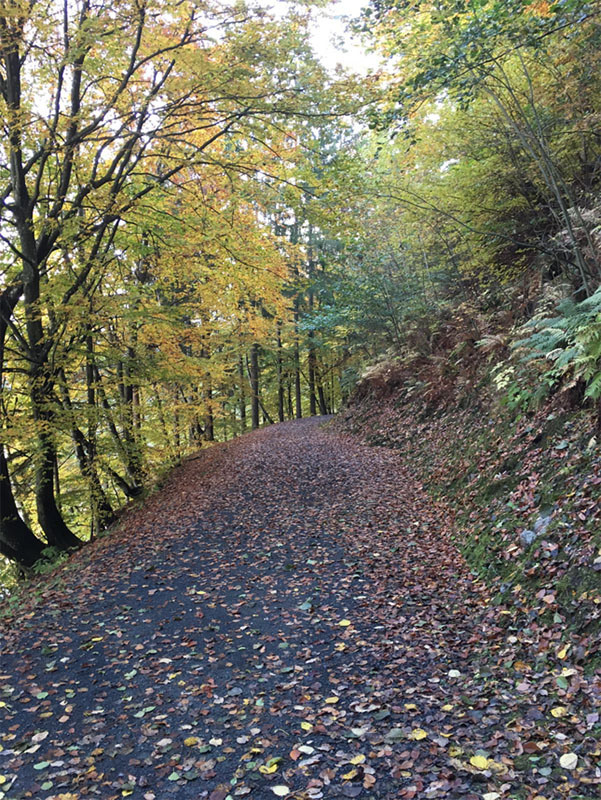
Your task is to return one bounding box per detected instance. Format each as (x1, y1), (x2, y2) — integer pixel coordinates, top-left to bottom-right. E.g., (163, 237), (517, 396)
(0, 419), (584, 799)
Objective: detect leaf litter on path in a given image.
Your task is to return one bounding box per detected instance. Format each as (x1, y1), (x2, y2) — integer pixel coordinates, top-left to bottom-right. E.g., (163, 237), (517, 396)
(1, 418), (600, 798)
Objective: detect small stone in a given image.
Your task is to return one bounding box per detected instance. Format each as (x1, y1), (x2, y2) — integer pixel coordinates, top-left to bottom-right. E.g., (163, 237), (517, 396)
(520, 529), (537, 546)
(534, 514), (551, 534)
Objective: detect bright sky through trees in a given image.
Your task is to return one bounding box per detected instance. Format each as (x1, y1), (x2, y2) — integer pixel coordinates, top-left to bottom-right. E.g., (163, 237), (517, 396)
(270, 0), (379, 73)
(309, 0), (378, 73)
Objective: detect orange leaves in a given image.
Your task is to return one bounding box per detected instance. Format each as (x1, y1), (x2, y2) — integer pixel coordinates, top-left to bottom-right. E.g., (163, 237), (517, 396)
(526, 0), (551, 17)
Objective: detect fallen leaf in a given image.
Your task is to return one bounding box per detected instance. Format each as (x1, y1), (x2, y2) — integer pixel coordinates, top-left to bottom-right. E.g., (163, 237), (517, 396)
(559, 752), (578, 769)
(469, 755), (489, 770)
(259, 764), (279, 774)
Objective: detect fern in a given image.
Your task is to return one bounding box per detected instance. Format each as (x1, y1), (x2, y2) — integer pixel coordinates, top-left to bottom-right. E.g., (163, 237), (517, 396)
(506, 287), (601, 408)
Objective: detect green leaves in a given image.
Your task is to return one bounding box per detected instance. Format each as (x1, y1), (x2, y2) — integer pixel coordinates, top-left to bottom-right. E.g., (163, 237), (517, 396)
(506, 288), (601, 407)
(133, 706), (156, 718)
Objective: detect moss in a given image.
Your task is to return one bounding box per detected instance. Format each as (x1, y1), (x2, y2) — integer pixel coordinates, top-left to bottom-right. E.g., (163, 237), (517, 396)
(478, 476), (520, 502)
(555, 568), (601, 619)
(529, 412), (571, 448)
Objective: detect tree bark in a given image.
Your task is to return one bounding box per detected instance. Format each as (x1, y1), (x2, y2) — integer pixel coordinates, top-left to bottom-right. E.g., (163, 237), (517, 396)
(277, 323), (285, 423)
(0, 447), (45, 566)
(308, 284), (317, 415)
(250, 343), (260, 430)
(294, 299), (302, 419)
(0, 282), (46, 565)
(31, 386), (81, 550)
(204, 377), (215, 441)
(238, 355), (247, 431)
(316, 367), (328, 415)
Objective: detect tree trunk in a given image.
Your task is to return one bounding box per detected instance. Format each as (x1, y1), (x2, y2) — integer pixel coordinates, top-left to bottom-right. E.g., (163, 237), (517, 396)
(119, 352), (146, 486)
(22, 199), (81, 549)
(250, 343), (260, 430)
(58, 371), (115, 536)
(3, 13), (82, 553)
(317, 370), (328, 415)
(94, 365), (144, 497)
(308, 341), (317, 416)
(238, 355), (247, 431)
(308, 286), (317, 415)
(204, 377), (215, 441)
(0, 447), (46, 566)
(0, 282), (46, 565)
(31, 386), (81, 550)
(294, 300), (302, 419)
(277, 323), (285, 423)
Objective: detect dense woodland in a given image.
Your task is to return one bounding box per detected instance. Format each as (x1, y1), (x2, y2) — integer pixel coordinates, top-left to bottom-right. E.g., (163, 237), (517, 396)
(2, 0), (601, 580)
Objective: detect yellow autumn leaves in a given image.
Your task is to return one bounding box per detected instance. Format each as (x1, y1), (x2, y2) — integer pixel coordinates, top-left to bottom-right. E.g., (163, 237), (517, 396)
(259, 763), (279, 774)
(464, 754), (509, 776)
(469, 755), (489, 770)
(183, 736), (199, 746)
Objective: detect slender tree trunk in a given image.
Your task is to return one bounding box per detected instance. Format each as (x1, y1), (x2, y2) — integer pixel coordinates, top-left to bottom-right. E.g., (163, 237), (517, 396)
(172, 387), (182, 458)
(120, 350), (146, 485)
(277, 323), (285, 423)
(238, 355), (247, 432)
(153, 384), (174, 459)
(204, 377), (215, 442)
(330, 355), (337, 413)
(294, 299), (302, 419)
(308, 341), (317, 416)
(86, 334), (115, 535)
(290, 219), (302, 420)
(94, 366), (143, 497)
(316, 361), (328, 415)
(221, 403), (228, 441)
(60, 407), (115, 537)
(250, 343), (260, 430)
(308, 285), (317, 415)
